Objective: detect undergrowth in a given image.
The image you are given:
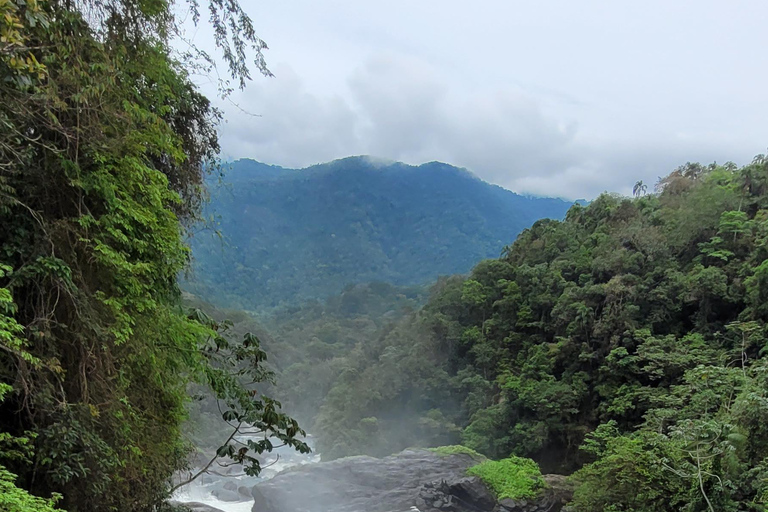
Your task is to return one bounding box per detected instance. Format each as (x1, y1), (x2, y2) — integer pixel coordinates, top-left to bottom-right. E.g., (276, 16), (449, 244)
(467, 456), (544, 500)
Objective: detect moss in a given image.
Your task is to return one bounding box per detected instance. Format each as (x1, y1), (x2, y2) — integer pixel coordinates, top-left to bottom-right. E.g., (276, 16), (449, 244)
(428, 445), (487, 460)
(467, 456), (544, 500)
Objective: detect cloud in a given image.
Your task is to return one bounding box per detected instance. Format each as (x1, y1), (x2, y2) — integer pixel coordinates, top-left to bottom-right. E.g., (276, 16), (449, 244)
(347, 55), (447, 159)
(215, 53), (763, 200)
(345, 54), (581, 183)
(216, 64), (363, 167)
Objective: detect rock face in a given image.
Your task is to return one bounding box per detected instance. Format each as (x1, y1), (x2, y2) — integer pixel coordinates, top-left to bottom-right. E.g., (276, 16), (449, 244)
(251, 449), (572, 512)
(168, 501), (226, 512)
(252, 449), (477, 512)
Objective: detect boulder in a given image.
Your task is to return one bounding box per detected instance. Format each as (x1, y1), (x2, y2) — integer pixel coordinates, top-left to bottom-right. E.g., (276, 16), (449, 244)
(497, 474), (574, 512)
(252, 449), (486, 512)
(168, 501), (226, 512)
(448, 477), (496, 510)
(538, 474), (574, 512)
(210, 488), (243, 502)
(250, 449), (572, 512)
(415, 477), (496, 511)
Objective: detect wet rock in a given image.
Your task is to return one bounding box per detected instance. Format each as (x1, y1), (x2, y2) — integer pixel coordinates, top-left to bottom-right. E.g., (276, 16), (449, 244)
(250, 448), (573, 512)
(447, 477), (496, 511)
(223, 480), (239, 491)
(223, 464), (245, 476)
(210, 488), (242, 502)
(251, 449), (486, 512)
(168, 501), (226, 512)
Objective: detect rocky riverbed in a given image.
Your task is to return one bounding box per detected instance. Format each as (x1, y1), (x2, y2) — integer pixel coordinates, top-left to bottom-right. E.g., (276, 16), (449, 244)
(170, 439), (321, 512)
(249, 449), (573, 512)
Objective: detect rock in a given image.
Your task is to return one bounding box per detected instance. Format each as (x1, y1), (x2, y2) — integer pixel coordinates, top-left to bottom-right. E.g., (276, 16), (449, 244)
(223, 480), (239, 491)
(536, 474), (574, 512)
(251, 449), (488, 512)
(496, 475), (574, 512)
(223, 464), (245, 476)
(447, 477), (496, 511)
(238, 485), (253, 498)
(210, 488), (243, 502)
(250, 448), (574, 512)
(498, 498), (519, 511)
(168, 501), (226, 512)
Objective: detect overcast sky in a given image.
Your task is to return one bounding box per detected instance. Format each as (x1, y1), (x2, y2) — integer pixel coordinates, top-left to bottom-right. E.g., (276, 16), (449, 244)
(188, 0), (768, 199)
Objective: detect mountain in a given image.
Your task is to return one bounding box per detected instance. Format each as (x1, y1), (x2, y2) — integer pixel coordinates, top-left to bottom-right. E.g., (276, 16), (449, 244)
(185, 156), (574, 309)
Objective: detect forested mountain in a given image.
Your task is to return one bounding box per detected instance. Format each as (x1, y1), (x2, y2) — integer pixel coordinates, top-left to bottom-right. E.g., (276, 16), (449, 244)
(5, 0), (766, 508)
(185, 157), (574, 309)
(294, 158), (768, 511)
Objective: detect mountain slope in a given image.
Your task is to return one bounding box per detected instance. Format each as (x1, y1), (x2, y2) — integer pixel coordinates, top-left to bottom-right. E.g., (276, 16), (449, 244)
(186, 156), (574, 309)
(309, 158), (768, 511)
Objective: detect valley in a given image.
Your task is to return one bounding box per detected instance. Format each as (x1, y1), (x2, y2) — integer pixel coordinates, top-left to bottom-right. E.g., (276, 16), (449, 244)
(3, 1), (767, 510)
(181, 157), (768, 511)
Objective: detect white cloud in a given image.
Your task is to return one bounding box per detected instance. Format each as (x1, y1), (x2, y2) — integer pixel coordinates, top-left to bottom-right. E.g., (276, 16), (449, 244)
(216, 52), (762, 200)
(216, 64), (362, 167)
(204, 0), (768, 199)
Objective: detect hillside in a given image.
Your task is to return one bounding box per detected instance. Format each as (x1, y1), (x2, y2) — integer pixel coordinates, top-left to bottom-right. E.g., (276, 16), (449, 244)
(310, 158), (768, 511)
(185, 156), (574, 309)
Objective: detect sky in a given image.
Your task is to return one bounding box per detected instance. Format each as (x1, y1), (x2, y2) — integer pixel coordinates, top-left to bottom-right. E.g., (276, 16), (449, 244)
(186, 0), (768, 200)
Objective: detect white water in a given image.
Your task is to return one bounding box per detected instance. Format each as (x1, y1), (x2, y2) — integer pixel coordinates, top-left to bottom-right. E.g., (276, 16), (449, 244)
(172, 437), (321, 512)
(173, 485), (255, 512)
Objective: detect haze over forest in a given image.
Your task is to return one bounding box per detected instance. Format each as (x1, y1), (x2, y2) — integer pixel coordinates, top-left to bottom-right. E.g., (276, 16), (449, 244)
(2, 0), (768, 512)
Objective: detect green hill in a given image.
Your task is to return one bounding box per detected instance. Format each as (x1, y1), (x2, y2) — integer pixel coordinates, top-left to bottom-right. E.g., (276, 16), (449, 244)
(310, 158), (768, 511)
(185, 156), (574, 309)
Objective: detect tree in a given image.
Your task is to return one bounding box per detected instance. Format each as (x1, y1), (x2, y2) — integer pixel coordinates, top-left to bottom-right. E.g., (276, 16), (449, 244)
(171, 310), (310, 492)
(0, 0), (307, 509)
(306, 155), (768, 511)
(633, 180), (648, 197)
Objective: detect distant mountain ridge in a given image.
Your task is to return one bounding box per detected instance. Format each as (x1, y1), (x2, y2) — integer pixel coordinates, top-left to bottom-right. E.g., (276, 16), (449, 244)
(185, 156), (574, 309)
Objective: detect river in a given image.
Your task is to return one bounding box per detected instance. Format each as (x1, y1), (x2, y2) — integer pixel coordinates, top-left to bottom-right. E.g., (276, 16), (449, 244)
(172, 436), (321, 512)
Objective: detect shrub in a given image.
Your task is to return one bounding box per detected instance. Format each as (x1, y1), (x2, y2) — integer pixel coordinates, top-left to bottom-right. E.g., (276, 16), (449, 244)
(0, 467), (61, 512)
(467, 456), (544, 500)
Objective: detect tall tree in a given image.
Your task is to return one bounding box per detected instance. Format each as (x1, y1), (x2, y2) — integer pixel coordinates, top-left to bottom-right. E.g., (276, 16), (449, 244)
(633, 179), (648, 197)
(0, 0), (307, 510)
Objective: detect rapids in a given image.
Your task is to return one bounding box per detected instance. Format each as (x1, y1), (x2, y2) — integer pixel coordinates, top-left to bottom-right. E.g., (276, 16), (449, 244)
(171, 436), (320, 512)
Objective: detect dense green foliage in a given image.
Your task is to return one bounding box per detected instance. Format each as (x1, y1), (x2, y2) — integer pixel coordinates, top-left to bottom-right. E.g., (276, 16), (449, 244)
(185, 157), (574, 310)
(263, 282), (425, 423)
(0, 383), (61, 512)
(5, 0), (766, 510)
(306, 157), (768, 510)
(17, 0), (768, 509)
(0, 0), (307, 510)
(311, 294), (463, 459)
(0, 467), (60, 512)
(185, 281), (426, 431)
(467, 456), (544, 500)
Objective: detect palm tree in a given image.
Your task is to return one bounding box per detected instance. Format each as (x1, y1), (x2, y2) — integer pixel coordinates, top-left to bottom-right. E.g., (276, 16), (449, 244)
(633, 180), (647, 197)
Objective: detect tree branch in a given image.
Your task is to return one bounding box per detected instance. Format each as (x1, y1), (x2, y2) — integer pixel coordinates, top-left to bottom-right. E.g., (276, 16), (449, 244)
(170, 421), (242, 494)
